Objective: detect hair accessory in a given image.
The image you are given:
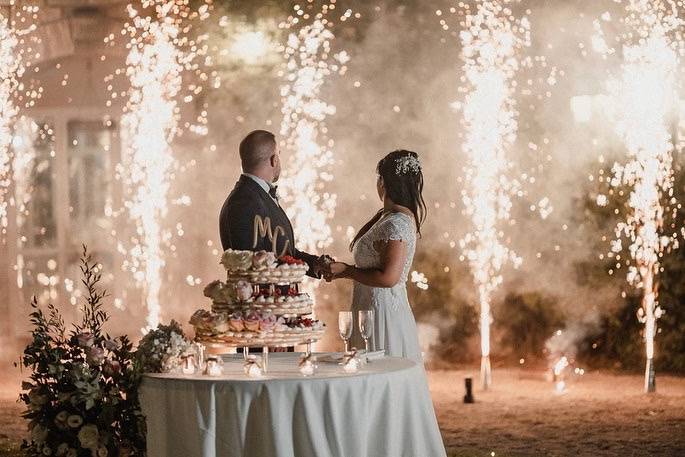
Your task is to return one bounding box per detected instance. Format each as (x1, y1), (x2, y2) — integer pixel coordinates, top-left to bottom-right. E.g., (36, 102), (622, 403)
(395, 155), (421, 176)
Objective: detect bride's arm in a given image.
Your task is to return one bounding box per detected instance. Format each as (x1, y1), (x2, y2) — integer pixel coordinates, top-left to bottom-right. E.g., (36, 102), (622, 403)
(331, 240), (406, 288)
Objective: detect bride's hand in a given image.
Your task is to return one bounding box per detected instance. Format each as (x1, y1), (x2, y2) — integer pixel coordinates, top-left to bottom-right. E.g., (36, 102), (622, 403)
(325, 262), (352, 281)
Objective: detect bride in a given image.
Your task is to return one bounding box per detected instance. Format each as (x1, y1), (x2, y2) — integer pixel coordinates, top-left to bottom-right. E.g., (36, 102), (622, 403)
(329, 150), (426, 363)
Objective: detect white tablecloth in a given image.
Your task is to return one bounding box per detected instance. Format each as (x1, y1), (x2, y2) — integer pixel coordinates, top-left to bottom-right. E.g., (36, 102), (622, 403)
(140, 353), (446, 457)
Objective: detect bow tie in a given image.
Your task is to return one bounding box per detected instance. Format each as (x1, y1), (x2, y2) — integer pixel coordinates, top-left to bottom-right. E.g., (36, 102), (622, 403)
(268, 185), (279, 201)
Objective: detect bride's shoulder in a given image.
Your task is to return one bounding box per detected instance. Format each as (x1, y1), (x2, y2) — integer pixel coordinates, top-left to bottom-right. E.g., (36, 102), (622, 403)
(376, 212), (415, 241)
(386, 211), (414, 227)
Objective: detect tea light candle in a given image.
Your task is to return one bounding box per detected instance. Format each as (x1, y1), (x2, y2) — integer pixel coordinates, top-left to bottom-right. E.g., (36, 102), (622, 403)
(342, 358), (360, 373)
(182, 354), (196, 375)
(299, 355), (316, 376)
(243, 355), (263, 378)
(299, 360), (315, 376)
(341, 349), (360, 373)
(205, 357), (223, 377)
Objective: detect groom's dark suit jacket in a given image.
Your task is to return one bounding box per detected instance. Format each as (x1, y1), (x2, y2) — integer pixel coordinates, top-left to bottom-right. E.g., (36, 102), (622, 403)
(219, 175), (318, 276)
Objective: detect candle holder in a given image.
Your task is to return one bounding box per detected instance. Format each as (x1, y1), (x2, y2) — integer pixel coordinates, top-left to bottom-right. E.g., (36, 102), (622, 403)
(341, 349), (360, 374)
(244, 355), (263, 378)
(299, 353), (317, 376)
(205, 356), (223, 376)
(182, 354), (196, 375)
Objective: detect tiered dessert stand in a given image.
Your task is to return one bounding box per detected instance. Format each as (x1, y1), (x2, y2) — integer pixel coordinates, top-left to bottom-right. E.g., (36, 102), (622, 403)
(192, 251), (325, 372)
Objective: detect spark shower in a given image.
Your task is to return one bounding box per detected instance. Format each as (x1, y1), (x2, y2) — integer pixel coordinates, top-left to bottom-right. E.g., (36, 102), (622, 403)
(0, 0), (682, 394)
(597, 0), (684, 393)
(452, 0), (529, 389)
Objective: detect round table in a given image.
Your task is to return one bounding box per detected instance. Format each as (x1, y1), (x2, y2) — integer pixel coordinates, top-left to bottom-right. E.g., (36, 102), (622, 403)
(140, 353), (446, 457)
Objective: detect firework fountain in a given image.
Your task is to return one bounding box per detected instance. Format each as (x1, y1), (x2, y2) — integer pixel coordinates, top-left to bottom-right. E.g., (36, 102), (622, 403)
(0, 3), (44, 302)
(0, 4), (42, 237)
(599, 0), (684, 393)
(117, 0), (210, 331)
(453, 0), (529, 389)
(10, 117), (42, 290)
(278, 5), (350, 279)
(0, 11), (26, 236)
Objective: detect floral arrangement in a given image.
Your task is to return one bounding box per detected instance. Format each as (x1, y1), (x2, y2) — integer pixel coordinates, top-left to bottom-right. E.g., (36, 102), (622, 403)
(219, 249), (307, 272)
(19, 247), (146, 456)
(203, 279), (254, 304)
(134, 321), (193, 374)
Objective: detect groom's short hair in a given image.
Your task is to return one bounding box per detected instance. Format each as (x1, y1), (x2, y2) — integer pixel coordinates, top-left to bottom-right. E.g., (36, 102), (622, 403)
(239, 130), (276, 172)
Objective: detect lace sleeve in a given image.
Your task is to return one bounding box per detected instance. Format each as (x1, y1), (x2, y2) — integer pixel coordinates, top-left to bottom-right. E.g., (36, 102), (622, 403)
(374, 214), (413, 243)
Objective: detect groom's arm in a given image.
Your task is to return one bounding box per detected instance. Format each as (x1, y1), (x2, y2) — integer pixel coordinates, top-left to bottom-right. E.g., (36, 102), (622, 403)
(293, 249), (330, 279)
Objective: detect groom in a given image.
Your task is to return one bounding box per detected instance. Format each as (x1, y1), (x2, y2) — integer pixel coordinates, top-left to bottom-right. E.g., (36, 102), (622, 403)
(219, 129), (331, 277)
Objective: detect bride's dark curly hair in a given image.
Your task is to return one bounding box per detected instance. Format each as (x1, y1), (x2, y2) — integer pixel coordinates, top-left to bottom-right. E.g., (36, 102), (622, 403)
(350, 150), (427, 250)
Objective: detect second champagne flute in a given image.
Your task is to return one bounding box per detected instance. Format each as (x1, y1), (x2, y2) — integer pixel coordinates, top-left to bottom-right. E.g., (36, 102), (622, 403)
(338, 311), (353, 352)
(358, 310), (374, 353)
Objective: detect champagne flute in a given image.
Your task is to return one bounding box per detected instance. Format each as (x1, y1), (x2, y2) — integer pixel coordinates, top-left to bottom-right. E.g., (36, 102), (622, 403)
(338, 311), (353, 353)
(358, 310), (374, 354)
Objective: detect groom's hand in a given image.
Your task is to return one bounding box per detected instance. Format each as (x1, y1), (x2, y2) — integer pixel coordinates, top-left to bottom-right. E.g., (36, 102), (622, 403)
(313, 254), (334, 279)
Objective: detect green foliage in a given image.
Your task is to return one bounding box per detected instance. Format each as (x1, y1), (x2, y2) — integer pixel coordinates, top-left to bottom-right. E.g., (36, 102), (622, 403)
(134, 321), (192, 374)
(582, 236), (685, 373)
(408, 248), (479, 363)
(496, 292), (564, 362)
(579, 294), (644, 371)
(18, 246), (146, 457)
(575, 161), (685, 373)
(654, 171), (685, 373)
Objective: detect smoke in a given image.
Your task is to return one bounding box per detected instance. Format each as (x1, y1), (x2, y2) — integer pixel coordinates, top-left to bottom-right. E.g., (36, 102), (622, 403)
(3, 0), (665, 364)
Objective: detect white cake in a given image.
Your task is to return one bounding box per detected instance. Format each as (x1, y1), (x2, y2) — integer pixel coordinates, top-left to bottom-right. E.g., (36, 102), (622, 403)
(190, 249), (325, 348)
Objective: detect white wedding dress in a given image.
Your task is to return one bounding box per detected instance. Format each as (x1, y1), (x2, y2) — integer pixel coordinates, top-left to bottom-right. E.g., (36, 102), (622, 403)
(350, 211), (423, 363)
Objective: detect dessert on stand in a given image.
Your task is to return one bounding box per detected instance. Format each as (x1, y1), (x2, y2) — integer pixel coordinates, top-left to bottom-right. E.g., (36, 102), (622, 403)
(190, 249), (325, 372)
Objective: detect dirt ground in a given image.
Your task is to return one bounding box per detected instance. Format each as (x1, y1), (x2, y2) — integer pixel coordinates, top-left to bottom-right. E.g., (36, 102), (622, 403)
(428, 368), (685, 457)
(1, 368), (684, 456)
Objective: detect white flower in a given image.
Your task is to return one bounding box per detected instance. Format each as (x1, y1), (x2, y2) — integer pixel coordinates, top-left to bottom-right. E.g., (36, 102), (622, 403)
(67, 414), (83, 428)
(66, 449), (77, 457)
(76, 332), (95, 347)
(77, 424), (99, 449)
(30, 424), (48, 444)
(55, 410), (69, 423)
(252, 251), (276, 269)
(56, 443), (69, 456)
(96, 445), (108, 457)
(220, 249), (253, 271)
(235, 280), (254, 302)
(42, 446), (53, 455)
(87, 346), (106, 365)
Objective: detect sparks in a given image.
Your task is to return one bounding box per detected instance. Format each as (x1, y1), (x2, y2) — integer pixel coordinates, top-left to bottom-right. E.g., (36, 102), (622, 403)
(456, 0), (529, 389)
(0, 12), (22, 234)
(117, 0), (211, 331)
(278, 6), (348, 272)
(553, 356), (569, 394)
(603, 0), (684, 393)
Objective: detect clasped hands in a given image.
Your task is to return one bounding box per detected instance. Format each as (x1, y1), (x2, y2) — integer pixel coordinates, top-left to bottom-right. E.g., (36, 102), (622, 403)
(313, 255), (353, 282)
